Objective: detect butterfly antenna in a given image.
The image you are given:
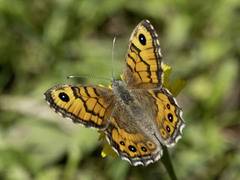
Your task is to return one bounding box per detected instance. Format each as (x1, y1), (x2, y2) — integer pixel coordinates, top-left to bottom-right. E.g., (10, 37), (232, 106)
(111, 35), (117, 81)
(67, 75), (111, 81)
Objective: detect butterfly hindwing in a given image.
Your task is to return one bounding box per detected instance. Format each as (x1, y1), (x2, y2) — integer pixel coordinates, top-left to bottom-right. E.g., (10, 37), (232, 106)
(44, 84), (117, 130)
(148, 87), (185, 147)
(105, 101), (162, 166)
(123, 20), (163, 89)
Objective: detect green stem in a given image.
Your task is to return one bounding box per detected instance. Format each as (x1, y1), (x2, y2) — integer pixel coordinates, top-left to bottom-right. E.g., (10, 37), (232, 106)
(161, 146), (177, 180)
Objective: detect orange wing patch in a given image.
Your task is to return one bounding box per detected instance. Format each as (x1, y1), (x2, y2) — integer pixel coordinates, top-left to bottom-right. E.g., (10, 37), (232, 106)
(44, 84), (117, 130)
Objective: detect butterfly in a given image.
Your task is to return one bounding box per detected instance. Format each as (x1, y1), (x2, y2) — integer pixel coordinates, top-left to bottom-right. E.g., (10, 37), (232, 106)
(44, 20), (185, 166)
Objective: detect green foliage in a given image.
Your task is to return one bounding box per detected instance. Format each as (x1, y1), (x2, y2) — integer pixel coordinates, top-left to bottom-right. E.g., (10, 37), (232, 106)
(0, 0), (239, 179)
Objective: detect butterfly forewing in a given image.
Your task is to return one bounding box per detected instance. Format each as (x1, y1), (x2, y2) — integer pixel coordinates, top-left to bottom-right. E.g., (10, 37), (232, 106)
(44, 84), (117, 130)
(123, 20), (163, 89)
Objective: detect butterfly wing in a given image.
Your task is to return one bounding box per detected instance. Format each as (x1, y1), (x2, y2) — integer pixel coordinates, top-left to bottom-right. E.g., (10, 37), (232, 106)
(105, 101), (163, 166)
(44, 84), (117, 130)
(148, 87), (186, 147)
(123, 19), (163, 89)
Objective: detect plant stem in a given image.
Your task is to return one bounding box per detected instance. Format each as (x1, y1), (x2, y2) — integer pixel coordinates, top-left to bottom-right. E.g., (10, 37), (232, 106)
(161, 146), (177, 180)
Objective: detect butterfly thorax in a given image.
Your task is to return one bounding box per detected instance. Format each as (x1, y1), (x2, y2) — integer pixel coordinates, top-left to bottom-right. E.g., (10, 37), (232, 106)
(111, 80), (134, 105)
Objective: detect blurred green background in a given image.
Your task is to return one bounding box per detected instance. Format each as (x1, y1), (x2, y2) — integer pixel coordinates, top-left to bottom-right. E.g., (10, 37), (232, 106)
(0, 0), (239, 179)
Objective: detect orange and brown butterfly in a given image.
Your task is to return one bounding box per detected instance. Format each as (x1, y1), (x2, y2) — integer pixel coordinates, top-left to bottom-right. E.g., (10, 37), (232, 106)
(44, 20), (186, 166)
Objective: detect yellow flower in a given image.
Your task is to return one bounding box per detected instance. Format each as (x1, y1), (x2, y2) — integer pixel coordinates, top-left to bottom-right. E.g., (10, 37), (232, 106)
(99, 64), (186, 158)
(163, 64), (186, 97)
(98, 131), (118, 158)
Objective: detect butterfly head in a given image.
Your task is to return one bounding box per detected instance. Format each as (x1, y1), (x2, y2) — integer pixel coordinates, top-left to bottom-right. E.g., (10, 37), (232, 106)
(111, 79), (125, 92)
